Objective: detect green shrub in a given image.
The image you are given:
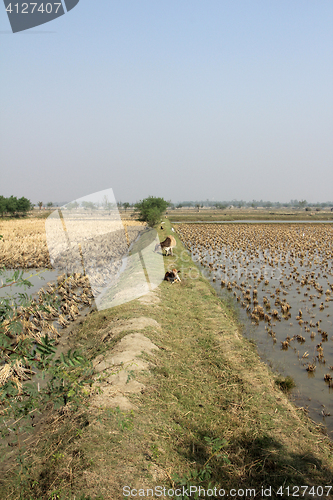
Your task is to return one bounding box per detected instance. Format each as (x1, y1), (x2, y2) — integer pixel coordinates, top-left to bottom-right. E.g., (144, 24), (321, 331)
(134, 196), (169, 227)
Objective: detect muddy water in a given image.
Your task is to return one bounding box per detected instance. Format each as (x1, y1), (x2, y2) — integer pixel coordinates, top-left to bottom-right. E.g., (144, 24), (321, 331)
(0, 268), (60, 298)
(182, 228), (333, 437)
(0, 267), (93, 356)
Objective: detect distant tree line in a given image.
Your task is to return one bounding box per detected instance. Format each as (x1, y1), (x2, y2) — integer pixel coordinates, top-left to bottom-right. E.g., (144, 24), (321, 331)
(0, 195), (33, 217)
(173, 199), (333, 209)
(117, 201), (133, 211)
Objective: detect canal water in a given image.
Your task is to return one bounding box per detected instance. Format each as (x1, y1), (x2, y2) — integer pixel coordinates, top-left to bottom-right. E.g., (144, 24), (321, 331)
(0, 269), (60, 298)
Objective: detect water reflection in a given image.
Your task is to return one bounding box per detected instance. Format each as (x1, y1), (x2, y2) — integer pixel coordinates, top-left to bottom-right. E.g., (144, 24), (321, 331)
(0, 269), (60, 298)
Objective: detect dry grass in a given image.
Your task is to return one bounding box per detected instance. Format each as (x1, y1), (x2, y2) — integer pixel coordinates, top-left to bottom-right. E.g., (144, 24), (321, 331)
(168, 207), (333, 222)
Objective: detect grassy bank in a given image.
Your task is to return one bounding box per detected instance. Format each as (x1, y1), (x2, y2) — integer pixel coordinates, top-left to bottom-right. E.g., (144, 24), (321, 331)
(1, 220), (333, 499)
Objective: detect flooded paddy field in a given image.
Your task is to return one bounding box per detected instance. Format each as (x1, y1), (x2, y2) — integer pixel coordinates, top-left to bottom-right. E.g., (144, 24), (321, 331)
(176, 223), (333, 436)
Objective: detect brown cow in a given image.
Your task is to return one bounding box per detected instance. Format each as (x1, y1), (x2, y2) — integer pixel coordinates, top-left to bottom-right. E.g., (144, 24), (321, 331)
(154, 235), (176, 256)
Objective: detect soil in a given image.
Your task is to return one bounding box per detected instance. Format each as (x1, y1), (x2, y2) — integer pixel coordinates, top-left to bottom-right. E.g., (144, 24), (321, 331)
(91, 315), (161, 410)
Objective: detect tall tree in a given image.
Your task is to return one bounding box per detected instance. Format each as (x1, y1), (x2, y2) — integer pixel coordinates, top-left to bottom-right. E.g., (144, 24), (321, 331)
(0, 196), (6, 216)
(6, 196), (18, 215)
(134, 196), (168, 227)
(17, 197), (31, 213)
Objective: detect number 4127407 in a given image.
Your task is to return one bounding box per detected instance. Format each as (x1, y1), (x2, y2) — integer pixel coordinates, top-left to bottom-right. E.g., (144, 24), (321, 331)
(6, 3), (62, 14)
(276, 486), (332, 497)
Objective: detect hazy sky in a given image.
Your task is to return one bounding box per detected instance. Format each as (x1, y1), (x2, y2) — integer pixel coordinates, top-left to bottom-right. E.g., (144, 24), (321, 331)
(1, 1), (332, 205)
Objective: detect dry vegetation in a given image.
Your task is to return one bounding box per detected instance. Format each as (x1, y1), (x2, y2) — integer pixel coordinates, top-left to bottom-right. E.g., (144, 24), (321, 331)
(0, 272), (93, 387)
(0, 219), (50, 268)
(0, 217), (146, 269)
(1, 218), (333, 499)
(0, 216), (147, 390)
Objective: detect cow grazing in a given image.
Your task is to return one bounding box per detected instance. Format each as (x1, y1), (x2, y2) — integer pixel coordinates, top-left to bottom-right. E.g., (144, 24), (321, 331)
(164, 269), (181, 284)
(154, 235), (176, 256)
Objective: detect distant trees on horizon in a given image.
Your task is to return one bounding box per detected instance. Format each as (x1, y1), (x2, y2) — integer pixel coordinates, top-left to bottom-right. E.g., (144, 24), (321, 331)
(0, 195), (32, 217)
(1, 195), (332, 218)
(173, 199), (333, 209)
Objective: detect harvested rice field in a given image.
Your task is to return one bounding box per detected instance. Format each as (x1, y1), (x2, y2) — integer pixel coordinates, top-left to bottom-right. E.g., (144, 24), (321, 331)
(176, 223), (333, 435)
(0, 218), (146, 269)
(0, 219), (50, 269)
